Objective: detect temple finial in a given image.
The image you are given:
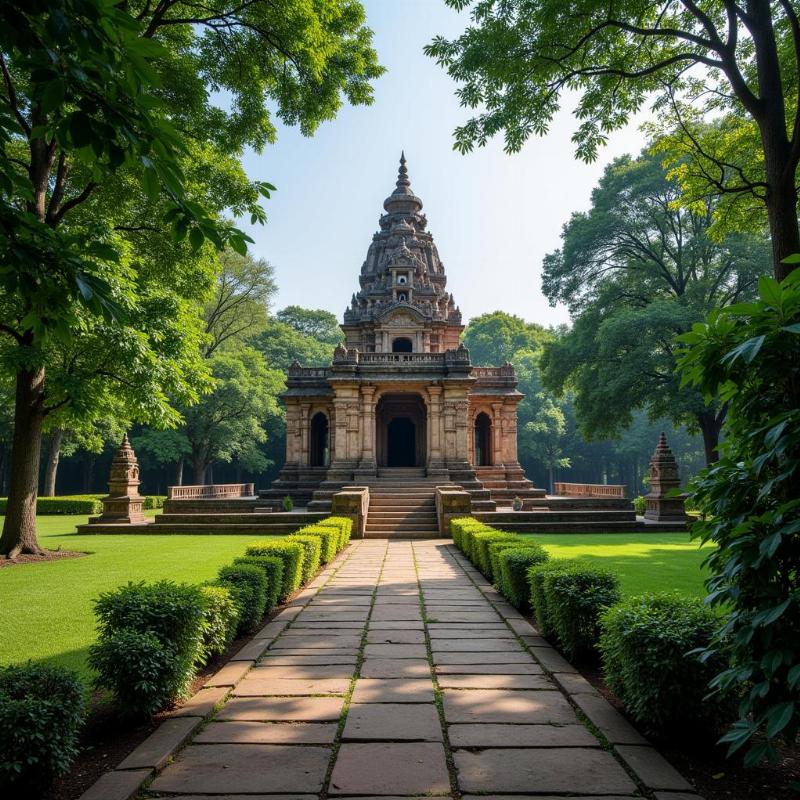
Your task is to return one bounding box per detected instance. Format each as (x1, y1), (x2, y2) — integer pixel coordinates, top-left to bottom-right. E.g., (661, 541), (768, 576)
(396, 151), (410, 189)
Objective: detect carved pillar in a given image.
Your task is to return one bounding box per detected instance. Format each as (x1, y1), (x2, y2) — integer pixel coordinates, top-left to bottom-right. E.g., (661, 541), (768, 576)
(491, 402), (503, 467)
(427, 386), (444, 470)
(454, 399), (470, 463)
(332, 397), (349, 464)
(359, 385), (377, 470)
(299, 403), (310, 466)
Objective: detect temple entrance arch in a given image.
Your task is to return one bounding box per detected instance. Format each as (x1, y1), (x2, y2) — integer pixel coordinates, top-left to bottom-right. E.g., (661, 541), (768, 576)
(309, 412), (329, 467)
(376, 393), (426, 468)
(392, 337), (413, 353)
(475, 412), (492, 467)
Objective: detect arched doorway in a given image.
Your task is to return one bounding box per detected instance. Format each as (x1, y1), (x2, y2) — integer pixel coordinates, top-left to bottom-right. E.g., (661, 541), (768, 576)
(376, 393), (426, 468)
(392, 337), (413, 353)
(309, 412), (329, 467)
(475, 412), (492, 467)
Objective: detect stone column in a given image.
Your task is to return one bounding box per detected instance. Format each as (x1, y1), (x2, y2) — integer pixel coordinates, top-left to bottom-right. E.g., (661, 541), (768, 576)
(454, 399), (470, 463)
(492, 402), (503, 468)
(299, 403), (310, 466)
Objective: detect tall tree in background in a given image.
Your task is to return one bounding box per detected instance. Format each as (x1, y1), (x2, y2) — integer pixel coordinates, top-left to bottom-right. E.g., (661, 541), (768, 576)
(540, 150), (769, 464)
(427, 0), (800, 280)
(0, 0), (382, 556)
(277, 306), (343, 346)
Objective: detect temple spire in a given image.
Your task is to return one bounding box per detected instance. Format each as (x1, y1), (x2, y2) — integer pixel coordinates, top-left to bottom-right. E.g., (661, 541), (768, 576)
(396, 151), (410, 190)
(384, 150), (422, 213)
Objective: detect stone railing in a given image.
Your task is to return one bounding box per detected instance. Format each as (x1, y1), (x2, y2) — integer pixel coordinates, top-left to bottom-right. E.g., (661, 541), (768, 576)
(287, 364), (331, 378)
(359, 352), (446, 365)
(554, 482), (626, 499)
(167, 483), (255, 500)
(473, 363), (516, 379)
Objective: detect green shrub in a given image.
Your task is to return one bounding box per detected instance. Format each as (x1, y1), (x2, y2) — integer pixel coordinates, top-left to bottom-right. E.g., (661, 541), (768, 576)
(217, 564), (268, 634)
(298, 525), (338, 563)
(528, 560), (575, 637)
(243, 540), (303, 598)
(287, 534), (322, 581)
(473, 531), (520, 577)
(497, 545), (549, 611)
(90, 580), (206, 713)
(89, 629), (183, 718)
(233, 555), (284, 610)
(199, 585), (239, 663)
(600, 593), (729, 733)
(633, 495), (646, 515)
(544, 562), (621, 660)
(0, 495), (104, 515)
(283, 495), (293, 511)
(449, 517), (493, 558)
(0, 663), (86, 793)
(318, 516), (353, 549)
(488, 538), (524, 582)
(143, 495), (166, 509)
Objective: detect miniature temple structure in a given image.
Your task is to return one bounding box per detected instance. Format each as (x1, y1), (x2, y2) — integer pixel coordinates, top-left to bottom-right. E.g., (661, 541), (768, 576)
(261, 154), (544, 513)
(644, 432), (688, 523)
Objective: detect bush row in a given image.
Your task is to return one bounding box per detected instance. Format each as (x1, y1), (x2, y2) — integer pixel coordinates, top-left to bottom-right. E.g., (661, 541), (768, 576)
(449, 517), (729, 735)
(0, 516), (353, 794)
(0, 494), (166, 515)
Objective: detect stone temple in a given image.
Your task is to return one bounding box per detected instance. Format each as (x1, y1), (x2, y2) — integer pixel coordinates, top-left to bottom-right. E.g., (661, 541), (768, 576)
(265, 154), (544, 519)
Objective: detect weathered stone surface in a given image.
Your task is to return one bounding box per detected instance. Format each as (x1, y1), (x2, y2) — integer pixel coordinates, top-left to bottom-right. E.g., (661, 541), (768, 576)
(430, 638), (524, 652)
(343, 703), (442, 741)
(150, 744), (330, 794)
(363, 643), (428, 659)
(78, 769), (152, 800)
(435, 662), (543, 676)
(528, 646), (579, 673)
(230, 639), (270, 661)
(215, 696), (344, 722)
(261, 654), (358, 666)
(615, 745), (694, 791)
(453, 748), (637, 794)
(443, 689), (575, 724)
(233, 677), (350, 696)
(351, 678), (435, 703)
(571, 693), (648, 745)
(250, 664), (356, 680)
(434, 651), (534, 665)
(436, 673), (551, 690)
(551, 671), (598, 695)
(169, 686), (228, 718)
(329, 743), (450, 796)
(204, 660), (253, 687)
(195, 721), (337, 744)
(360, 658), (431, 678)
(366, 629), (425, 644)
(117, 717), (199, 769)
(271, 635), (362, 649)
(448, 723), (599, 748)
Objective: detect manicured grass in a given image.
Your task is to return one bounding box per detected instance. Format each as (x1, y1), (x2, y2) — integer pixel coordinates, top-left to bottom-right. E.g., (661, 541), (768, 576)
(0, 514), (270, 681)
(526, 532), (712, 598)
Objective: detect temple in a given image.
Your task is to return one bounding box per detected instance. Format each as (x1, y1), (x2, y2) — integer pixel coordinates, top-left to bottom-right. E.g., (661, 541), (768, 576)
(264, 154), (544, 514)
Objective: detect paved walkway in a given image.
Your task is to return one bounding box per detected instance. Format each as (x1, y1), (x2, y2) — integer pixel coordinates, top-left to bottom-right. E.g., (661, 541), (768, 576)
(96, 541), (700, 799)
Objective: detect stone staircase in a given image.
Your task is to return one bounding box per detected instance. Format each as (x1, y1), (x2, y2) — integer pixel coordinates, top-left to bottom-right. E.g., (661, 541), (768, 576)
(363, 468), (444, 539)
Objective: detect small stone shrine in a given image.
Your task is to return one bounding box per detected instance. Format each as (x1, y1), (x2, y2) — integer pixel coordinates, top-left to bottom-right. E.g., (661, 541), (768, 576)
(644, 432), (687, 522)
(88, 433), (149, 525)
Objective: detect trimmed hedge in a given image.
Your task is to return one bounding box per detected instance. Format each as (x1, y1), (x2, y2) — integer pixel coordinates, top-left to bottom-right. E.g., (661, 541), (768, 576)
(89, 580), (206, 716)
(528, 561), (574, 638)
(287, 534), (322, 582)
(473, 531), (520, 578)
(487, 538), (523, 583)
(244, 541), (304, 599)
(143, 495), (166, 509)
(298, 525), (338, 563)
(541, 562), (621, 660)
(600, 593), (729, 732)
(0, 494), (165, 515)
(450, 517), (494, 558)
(199, 584), (240, 663)
(497, 545), (549, 611)
(233, 555), (284, 610)
(317, 516), (353, 549)
(0, 663), (86, 793)
(217, 563), (268, 634)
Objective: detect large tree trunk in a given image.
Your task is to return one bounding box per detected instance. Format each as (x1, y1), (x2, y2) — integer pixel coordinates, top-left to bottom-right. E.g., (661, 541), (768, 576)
(0, 368), (46, 557)
(764, 168), (800, 281)
(175, 456), (184, 486)
(192, 452), (207, 485)
(698, 407), (726, 465)
(82, 454), (95, 492)
(42, 428), (64, 497)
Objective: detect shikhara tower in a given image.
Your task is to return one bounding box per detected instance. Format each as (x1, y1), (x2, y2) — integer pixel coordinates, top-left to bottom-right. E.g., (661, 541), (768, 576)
(267, 154), (542, 510)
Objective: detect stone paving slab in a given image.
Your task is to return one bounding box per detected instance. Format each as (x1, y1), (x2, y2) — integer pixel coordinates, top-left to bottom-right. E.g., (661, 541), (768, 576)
(435, 662), (543, 675)
(329, 742), (450, 796)
(195, 721), (338, 744)
(615, 745), (695, 791)
(150, 744), (331, 794)
(442, 689), (576, 724)
(436, 673), (552, 690)
(363, 643), (428, 659)
(271, 635), (363, 649)
(215, 695), (344, 721)
(434, 650), (535, 664)
(571, 692), (649, 745)
(203, 660), (254, 687)
(430, 638), (525, 652)
(250, 664), (356, 680)
(448, 722), (599, 748)
(77, 768), (152, 800)
(351, 678), (435, 703)
(453, 747), (637, 794)
(366, 629), (426, 644)
(360, 658), (431, 678)
(343, 703), (442, 741)
(118, 716), (199, 769)
(233, 677), (350, 696)
(260, 654), (358, 665)
(168, 686), (228, 718)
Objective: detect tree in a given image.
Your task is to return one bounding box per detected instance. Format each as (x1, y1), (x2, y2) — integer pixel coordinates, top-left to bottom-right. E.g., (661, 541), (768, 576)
(132, 429), (192, 486)
(277, 306), (343, 345)
(523, 395), (571, 493)
(0, 0), (382, 556)
(539, 150), (769, 464)
(462, 311), (551, 365)
(252, 317), (340, 370)
(427, 0), (800, 280)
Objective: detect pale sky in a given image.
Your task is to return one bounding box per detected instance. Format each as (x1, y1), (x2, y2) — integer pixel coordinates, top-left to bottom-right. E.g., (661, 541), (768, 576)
(238, 0), (651, 328)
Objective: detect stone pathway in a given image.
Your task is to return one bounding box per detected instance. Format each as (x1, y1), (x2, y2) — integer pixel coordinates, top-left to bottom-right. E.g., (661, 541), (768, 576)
(85, 540), (702, 800)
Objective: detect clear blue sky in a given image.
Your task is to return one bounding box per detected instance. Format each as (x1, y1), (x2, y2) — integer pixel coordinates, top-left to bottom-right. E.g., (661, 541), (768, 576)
(239, 0), (650, 327)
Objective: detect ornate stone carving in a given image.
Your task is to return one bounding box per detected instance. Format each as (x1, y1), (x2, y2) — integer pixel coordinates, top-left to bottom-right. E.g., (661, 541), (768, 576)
(644, 432), (687, 522)
(89, 433), (147, 525)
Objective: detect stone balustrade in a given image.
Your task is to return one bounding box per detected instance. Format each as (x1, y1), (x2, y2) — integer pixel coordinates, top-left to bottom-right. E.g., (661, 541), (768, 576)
(167, 483), (255, 500)
(359, 352), (446, 364)
(553, 482), (627, 499)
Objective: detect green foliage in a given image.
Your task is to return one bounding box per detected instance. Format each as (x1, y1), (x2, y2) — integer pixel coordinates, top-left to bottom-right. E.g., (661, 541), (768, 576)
(232, 555), (284, 612)
(487, 538), (524, 583)
(217, 563), (268, 635)
(461, 311), (551, 366)
(677, 270), (800, 764)
(276, 306), (344, 345)
(317, 516), (353, 548)
(543, 562), (621, 661)
(283, 495), (294, 512)
(0, 495), (102, 515)
(287, 534), (322, 582)
(143, 495), (166, 510)
(89, 629), (183, 719)
(298, 525), (338, 563)
(449, 517), (492, 555)
(527, 561), (575, 638)
(497, 545), (549, 611)
(243, 540), (303, 598)
(198, 584), (240, 664)
(0, 663), (86, 793)
(600, 594), (729, 733)
(472, 531), (520, 577)
(253, 317), (339, 370)
(90, 580), (206, 713)
(633, 496), (646, 516)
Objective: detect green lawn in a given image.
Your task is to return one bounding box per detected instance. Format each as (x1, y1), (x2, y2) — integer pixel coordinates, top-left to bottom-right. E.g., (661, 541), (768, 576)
(529, 532), (712, 598)
(0, 519), (711, 683)
(0, 514), (268, 681)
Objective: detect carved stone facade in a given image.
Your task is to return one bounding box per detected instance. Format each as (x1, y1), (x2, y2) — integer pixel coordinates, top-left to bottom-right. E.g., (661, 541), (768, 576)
(644, 432), (687, 522)
(267, 155), (541, 507)
(89, 433), (148, 525)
